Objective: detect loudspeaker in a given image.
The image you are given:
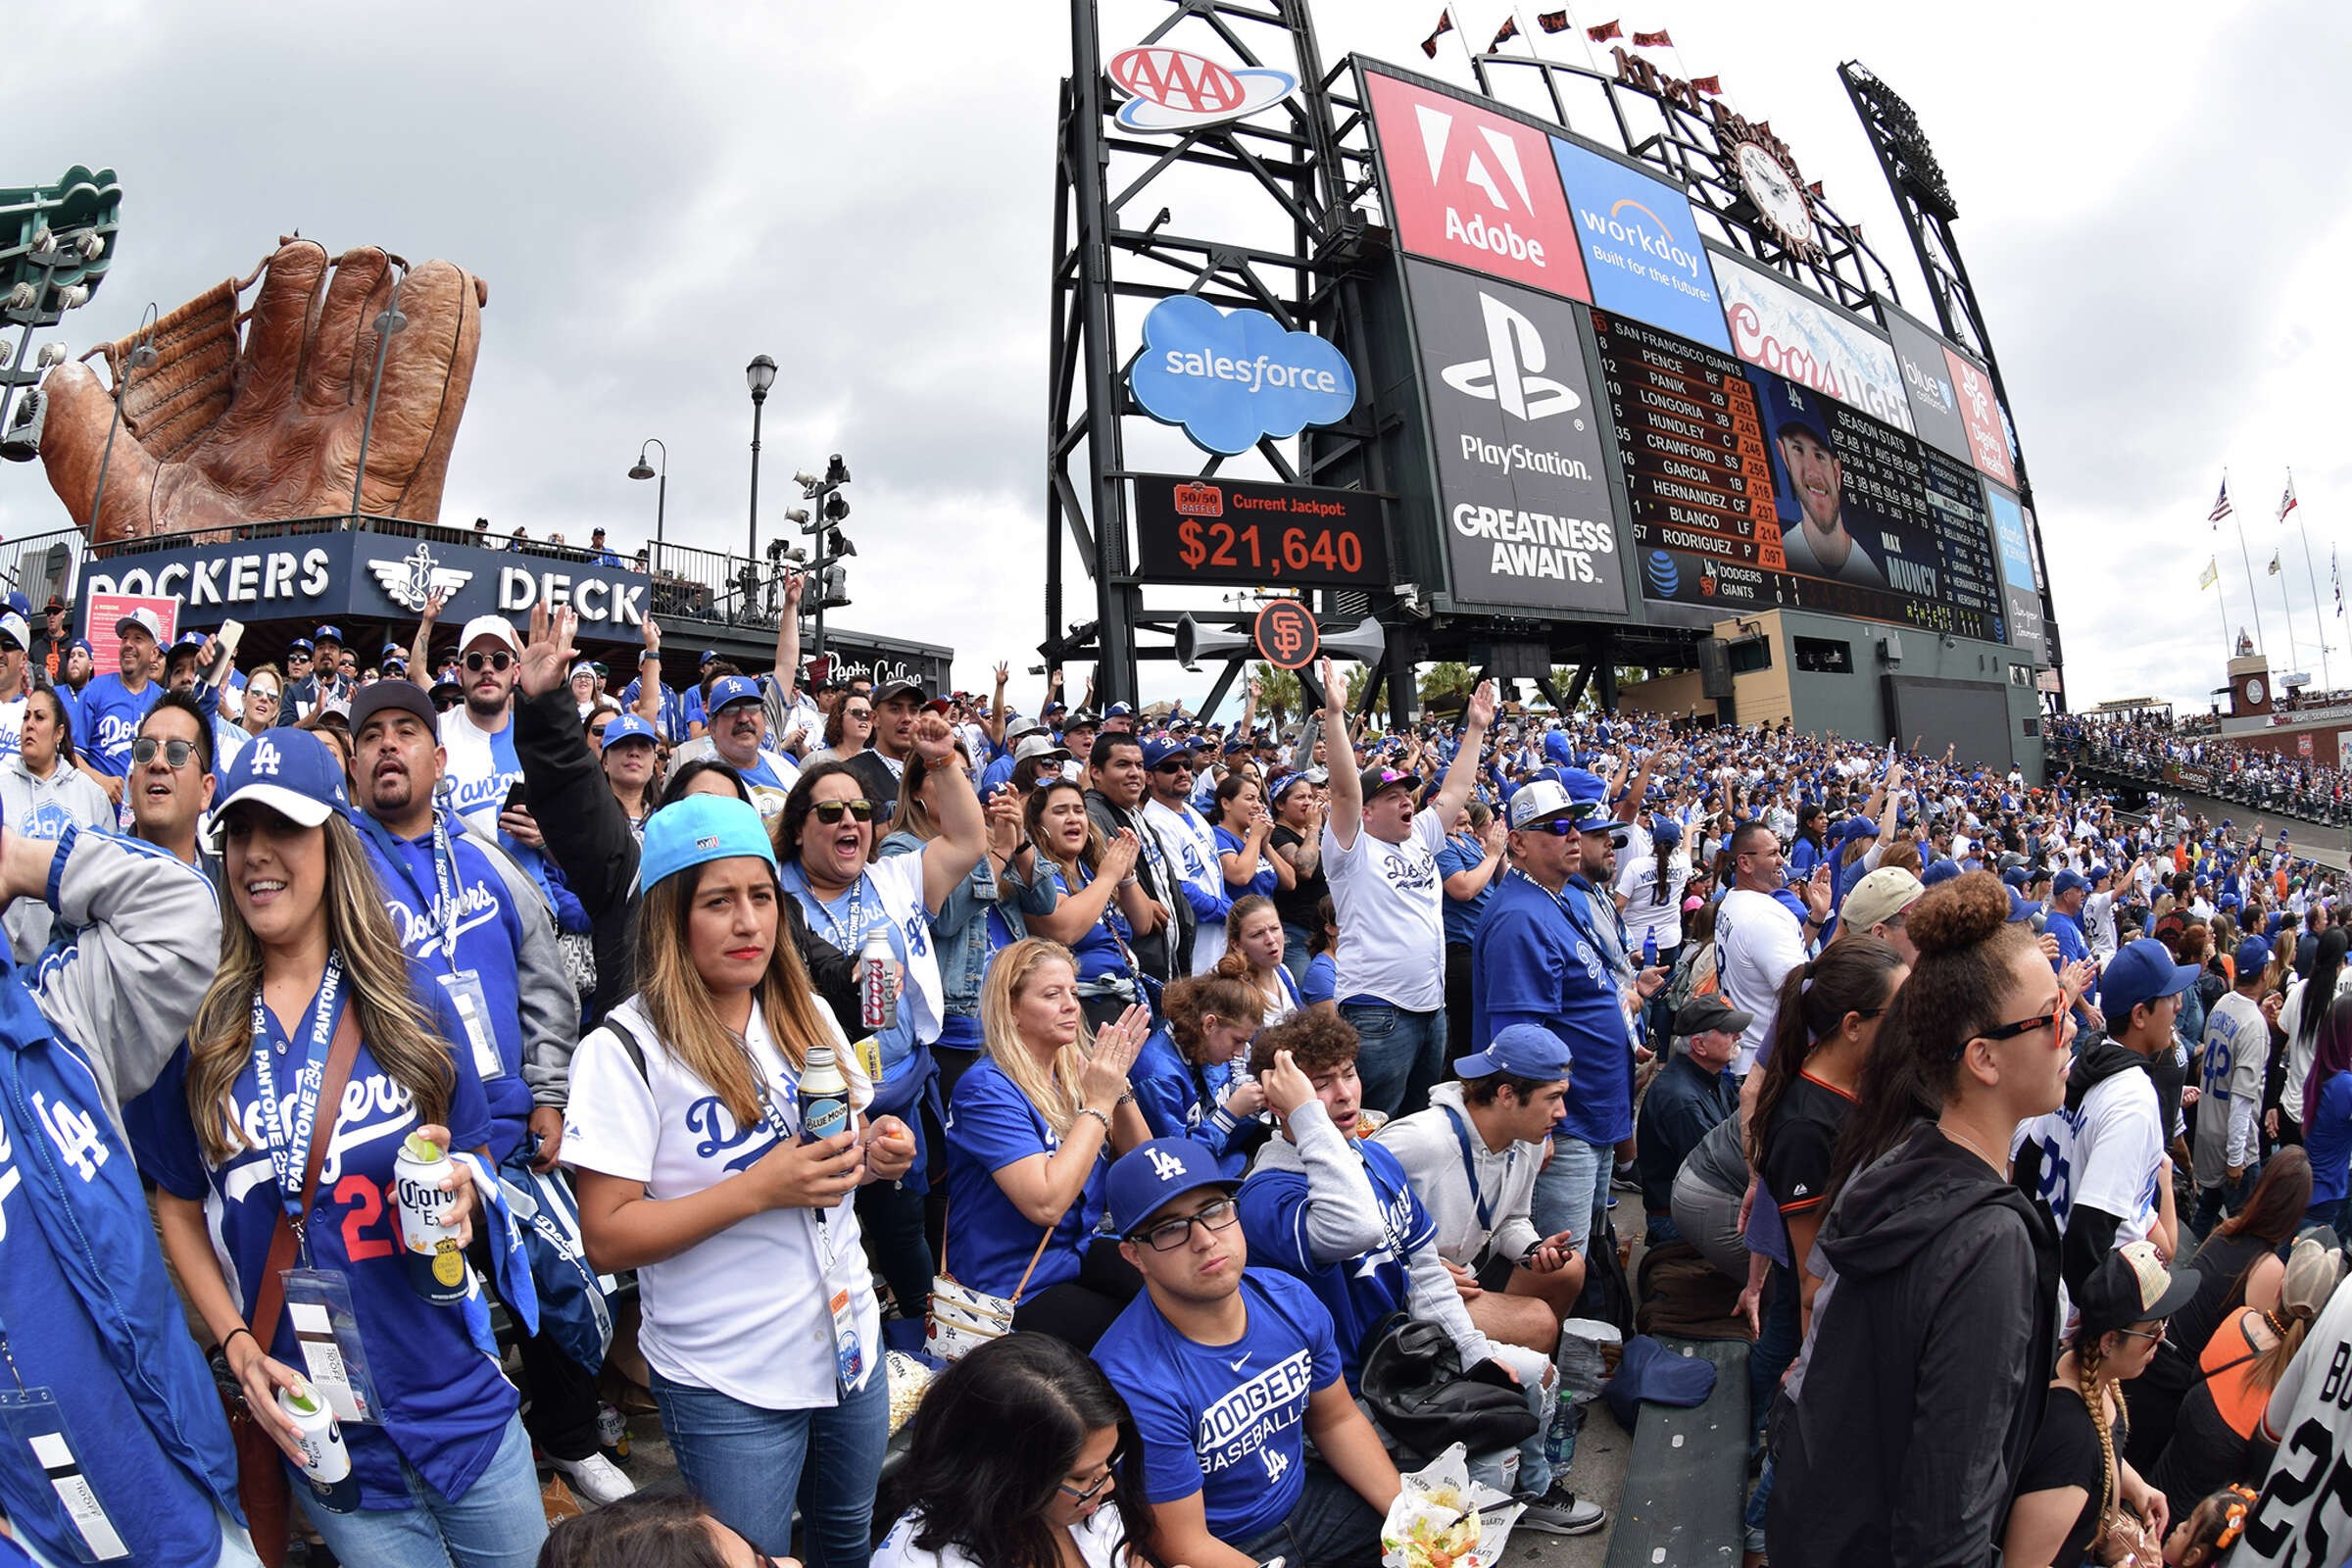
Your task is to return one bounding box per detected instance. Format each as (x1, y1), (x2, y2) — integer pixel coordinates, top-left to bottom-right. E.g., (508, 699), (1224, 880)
(1320, 615), (1387, 666)
(1696, 638), (1732, 699)
(1174, 614), (1255, 671)
(0, 389), (43, 464)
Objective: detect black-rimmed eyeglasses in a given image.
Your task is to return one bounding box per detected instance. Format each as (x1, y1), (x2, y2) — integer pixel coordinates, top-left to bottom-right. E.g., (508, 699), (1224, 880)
(1055, 1467), (1116, 1504)
(1130, 1197), (1240, 1251)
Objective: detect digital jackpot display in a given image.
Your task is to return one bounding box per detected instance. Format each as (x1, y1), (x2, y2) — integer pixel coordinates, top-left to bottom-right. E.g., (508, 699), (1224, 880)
(1600, 306), (2009, 639)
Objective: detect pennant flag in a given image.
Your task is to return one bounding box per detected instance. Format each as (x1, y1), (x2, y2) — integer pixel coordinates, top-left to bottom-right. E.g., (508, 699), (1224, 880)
(2269, 550), (2282, 576)
(2199, 559), (2219, 591)
(1540, 11), (1573, 32)
(1490, 17), (1520, 49)
(2278, 470), (2298, 521)
(1633, 27), (1675, 46)
(2333, 546), (2342, 618)
(1421, 10), (1454, 56)
(2209, 475), (2233, 527)
(1690, 74), (1723, 94)
(1587, 19), (1623, 41)
(1806, 179), (1825, 198)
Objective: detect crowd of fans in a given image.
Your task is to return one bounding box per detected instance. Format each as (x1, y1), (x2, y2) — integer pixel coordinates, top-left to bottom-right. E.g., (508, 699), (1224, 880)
(2058, 710), (2352, 822)
(13, 573), (2352, 1568)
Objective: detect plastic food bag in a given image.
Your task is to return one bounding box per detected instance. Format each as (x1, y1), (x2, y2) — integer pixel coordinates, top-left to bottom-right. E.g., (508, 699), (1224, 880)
(884, 1349), (932, 1437)
(1380, 1443), (1522, 1568)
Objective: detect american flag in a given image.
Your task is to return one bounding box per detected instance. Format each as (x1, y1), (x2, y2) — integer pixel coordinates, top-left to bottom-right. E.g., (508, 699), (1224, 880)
(2209, 476), (2232, 527)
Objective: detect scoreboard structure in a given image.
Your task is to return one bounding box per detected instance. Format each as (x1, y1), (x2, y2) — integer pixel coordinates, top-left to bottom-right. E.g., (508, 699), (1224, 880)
(1048, 2), (2059, 764)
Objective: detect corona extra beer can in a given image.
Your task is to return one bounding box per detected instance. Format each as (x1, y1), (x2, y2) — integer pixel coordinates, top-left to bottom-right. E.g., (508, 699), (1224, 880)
(393, 1133), (467, 1306)
(277, 1385), (359, 1513)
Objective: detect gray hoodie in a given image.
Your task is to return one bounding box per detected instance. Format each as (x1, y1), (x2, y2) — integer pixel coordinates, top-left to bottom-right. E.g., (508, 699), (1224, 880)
(0, 759), (121, 962)
(1374, 1081), (1544, 1268)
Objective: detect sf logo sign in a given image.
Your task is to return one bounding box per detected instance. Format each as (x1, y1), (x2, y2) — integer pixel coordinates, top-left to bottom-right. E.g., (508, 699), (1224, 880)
(1253, 602), (1320, 670)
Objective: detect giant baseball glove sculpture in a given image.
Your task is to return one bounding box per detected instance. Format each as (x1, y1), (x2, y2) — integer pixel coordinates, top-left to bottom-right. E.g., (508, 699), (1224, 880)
(39, 237), (487, 543)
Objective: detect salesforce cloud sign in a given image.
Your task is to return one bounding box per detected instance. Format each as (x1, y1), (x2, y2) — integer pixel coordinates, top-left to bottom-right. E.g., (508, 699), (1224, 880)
(1552, 136), (1733, 353)
(1129, 295), (1357, 456)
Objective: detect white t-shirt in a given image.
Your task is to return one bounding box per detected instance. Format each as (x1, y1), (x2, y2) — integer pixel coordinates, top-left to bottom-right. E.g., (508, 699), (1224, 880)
(437, 707), (522, 837)
(1322, 808), (1446, 1012)
(2279, 969), (2352, 1122)
(2015, 1065), (2163, 1264)
(1714, 887), (1808, 1074)
(1146, 795), (1228, 976)
(561, 996), (880, 1410)
(1614, 820), (1690, 954)
(873, 1504), (1131, 1568)
(670, 734), (803, 818)
(0, 691), (25, 764)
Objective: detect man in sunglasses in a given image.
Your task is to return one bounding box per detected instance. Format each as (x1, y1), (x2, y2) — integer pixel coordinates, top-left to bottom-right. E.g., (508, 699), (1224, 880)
(1142, 735), (1230, 976)
(439, 613), (530, 839)
(1092, 1135), (1399, 1568)
(1716, 819), (1833, 1080)
(0, 605), (30, 768)
(677, 674), (799, 819)
(126, 693), (218, 878)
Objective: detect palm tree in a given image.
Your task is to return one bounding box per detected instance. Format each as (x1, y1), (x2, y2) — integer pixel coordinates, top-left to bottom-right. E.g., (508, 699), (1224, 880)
(1250, 662), (1301, 727)
(1419, 662), (1477, 705)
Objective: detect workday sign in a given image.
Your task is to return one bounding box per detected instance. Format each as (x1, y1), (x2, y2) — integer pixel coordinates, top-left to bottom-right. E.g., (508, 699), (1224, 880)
(1129, 295), (1357, 456)
(1551, 136), (1731, 353)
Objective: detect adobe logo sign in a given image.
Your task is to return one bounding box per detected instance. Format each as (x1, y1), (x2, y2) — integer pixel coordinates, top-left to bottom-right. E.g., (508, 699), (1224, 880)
(1366, 72), (1588, 301)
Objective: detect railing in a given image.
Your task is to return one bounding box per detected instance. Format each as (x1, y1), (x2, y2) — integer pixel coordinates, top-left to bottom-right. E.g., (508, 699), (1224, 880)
(2053, 737), (2352, 828)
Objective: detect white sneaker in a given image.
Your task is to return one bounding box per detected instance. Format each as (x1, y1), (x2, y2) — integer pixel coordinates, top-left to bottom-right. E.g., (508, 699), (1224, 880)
(552, 1451), (637, 1505)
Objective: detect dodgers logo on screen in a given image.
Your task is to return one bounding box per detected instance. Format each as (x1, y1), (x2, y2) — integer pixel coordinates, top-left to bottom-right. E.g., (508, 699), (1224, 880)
(1551, 137), (1731, 352)
(1128, 296), (1356, 457)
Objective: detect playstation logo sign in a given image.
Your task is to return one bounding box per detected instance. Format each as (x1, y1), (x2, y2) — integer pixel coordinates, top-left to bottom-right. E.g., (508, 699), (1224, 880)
(1441, 292), (1580, 420)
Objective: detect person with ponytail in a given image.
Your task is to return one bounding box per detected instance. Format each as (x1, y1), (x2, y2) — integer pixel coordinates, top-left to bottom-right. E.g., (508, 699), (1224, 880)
(1768, 870), (2074, 1568)
(1214, 894), (1302, 1026)
(2273, 927), (2347, 1148)
(1128, 973), (1267, 1177)
(2299, 993), (2352, 1233)
(2004, 1241), (2197, 1566)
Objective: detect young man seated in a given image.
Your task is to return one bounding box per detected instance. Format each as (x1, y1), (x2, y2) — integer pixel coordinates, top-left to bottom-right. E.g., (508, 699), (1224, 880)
(1235, 1012), (1604, 1535)
(1091, 1137), (1400, 1568)
(1374, 1023), (1587, 1352)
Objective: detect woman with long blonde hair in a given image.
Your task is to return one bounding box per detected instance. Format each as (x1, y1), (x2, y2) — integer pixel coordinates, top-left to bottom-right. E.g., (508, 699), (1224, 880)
(146, 728), (547, 1566)
(564, 793), (917, 1564)
(942, 937), (1152, 1350)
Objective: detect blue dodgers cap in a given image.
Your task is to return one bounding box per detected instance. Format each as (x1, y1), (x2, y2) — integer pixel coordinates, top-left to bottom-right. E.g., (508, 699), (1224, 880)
(1140, 735), (1199, 770)
(1455, 1022), (1572, 1081)
(1105, 702), (1135, 718)
(67, 637), (92, 659)
(1554, 766), (1612, 832)
(2, 591), (27, 618)
(699, 649), (720, 666)
(2100, 938), (2201, 1021)
(639, 794), (775, 894)
(2000, 865), (2032, 891)
(287, 636), (314, 654)
(313, 623), (343, 644)
(207, 728), (350, 846)
(1105, 1138), (1239, 1236)
(706, 674), (762, 714)
(601, 713), (659, 751)
(2236, 935), (2273, 974)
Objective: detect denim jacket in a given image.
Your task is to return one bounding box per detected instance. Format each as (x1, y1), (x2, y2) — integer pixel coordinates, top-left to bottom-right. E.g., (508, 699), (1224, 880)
(877, 830), (1059, 1016)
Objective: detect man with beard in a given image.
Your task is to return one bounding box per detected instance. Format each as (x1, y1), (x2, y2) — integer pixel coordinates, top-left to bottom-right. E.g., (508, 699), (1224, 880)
(76, 607), (165, 808)
(676, 674), (800, 818)
(56, 634), (92, 748)
(346, 677), (633, 1505)
(126, 693), (218, 880)
(1142, 735), (1231, 976)
(286, 622), (353, 717)
(161, 631), (246, 770)
(847, 675), (925, 823)
(439, 614), (530, 836)
(1086, 728), (1183, 982)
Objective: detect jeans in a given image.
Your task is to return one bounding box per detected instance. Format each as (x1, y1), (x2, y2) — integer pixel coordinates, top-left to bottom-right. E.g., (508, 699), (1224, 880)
(856, 1175), (935, 1322)
(1342, 1001), (1446, 1118)
(654, 1367), (889, 1565)
(1671, 1166), (1751, 1283)
(1483, 1341), (1556, 1498)
(1230, 1466), (1386, 1568)
(1536, 1137), (1614, 1255)
(1749, 1262), (1800, 1445)
(2193, 1158), (2263, 1236)
(2305, 1197), (2348, 1237)
(1281, 923), (1313, 983)
(298, 1412), (546, 1568)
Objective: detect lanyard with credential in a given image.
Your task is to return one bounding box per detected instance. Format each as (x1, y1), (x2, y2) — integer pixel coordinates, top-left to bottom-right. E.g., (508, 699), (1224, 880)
(248, 951), (347, 1258)
(1439, 1102), (1513, 1233)
(784, 861), (869, 951)
(359, 811), (461, 964)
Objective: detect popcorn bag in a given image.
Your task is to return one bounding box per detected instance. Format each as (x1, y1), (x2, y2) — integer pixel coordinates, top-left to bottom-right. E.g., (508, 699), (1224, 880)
(1380, 1444), (1523, 1568)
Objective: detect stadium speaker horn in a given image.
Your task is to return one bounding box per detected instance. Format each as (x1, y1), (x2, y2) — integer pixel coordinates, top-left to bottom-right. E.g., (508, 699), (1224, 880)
(1321, 616), (1387, 666)
(1174, 613), (1255, 671)
(1696, 637), (1733, 700)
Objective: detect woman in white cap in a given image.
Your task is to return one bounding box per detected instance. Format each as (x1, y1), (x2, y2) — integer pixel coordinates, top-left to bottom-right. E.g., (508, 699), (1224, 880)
(145, 727), (547, 1566)
(564, 794), (916, 1565)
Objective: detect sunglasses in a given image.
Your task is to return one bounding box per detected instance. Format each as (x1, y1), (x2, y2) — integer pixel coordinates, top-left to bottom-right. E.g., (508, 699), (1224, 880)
(463, 650), (514, 673)
(1154, 760), (1194, 775)
(845, 707), (873, 720)
(2115, 1319), (2168, 1343)
(811, 799), (876, 824)
(131, 738), (199, 768)
(1131, 1196), (1240, 1251)
(1974, 1001), (2065, 1050)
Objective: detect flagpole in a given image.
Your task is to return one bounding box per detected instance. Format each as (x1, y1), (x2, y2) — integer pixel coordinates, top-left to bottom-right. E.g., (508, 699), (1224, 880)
(2230, 469), (2271, 656)
(1446, 4), (1480, 77)
(2291, 470), (2333, 691)
(2209, 562), (2230, 658)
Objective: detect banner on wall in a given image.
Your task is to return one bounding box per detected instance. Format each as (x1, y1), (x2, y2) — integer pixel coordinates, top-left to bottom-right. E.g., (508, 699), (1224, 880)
(1708, 244), (1914, 435)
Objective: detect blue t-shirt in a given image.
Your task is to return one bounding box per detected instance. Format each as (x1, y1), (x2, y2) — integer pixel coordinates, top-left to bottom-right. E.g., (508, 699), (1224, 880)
(76, 672), (160, 777)
(1436, 830), (1494, 946)
(54, 682), (86, 756)
(1212, 824), (1279, 901)
(138, 968), (517, 1509)
(1042, 860), (1130, 988)
(1301, 952), (1337, 1007)
(2308, 1071), (2352, 1208)
(1092, 1269), (1341, 1543)
(356, 812), (540, 1162)
(1472, 871), (1632, 1146)
(1239, 1136), (1435, 1387)
(942, 1056), (1107, 1298)
(784, 863), (922, 1083)
(617, 677), (688, 744)
(1130, 1027), (1248, 1178)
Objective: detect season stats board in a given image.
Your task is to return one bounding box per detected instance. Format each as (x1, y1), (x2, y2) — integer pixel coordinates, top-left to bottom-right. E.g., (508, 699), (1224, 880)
(1592, 308), (2007, 641)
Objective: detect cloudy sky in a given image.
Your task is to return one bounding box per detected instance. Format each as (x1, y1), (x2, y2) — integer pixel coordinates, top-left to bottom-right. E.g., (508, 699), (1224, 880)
(4, 0), (2339, 717)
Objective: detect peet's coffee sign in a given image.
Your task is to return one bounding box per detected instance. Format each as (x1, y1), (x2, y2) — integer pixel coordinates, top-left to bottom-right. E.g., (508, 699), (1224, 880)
(78, 532), (651, 630)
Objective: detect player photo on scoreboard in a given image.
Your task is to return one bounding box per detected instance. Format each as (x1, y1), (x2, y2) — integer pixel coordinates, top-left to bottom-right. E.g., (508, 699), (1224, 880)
(1750, 368), (1943, 601)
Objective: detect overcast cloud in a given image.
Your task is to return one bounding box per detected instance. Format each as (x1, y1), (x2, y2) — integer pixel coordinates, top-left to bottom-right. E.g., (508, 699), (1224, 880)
(2, 0), (2339, 719)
